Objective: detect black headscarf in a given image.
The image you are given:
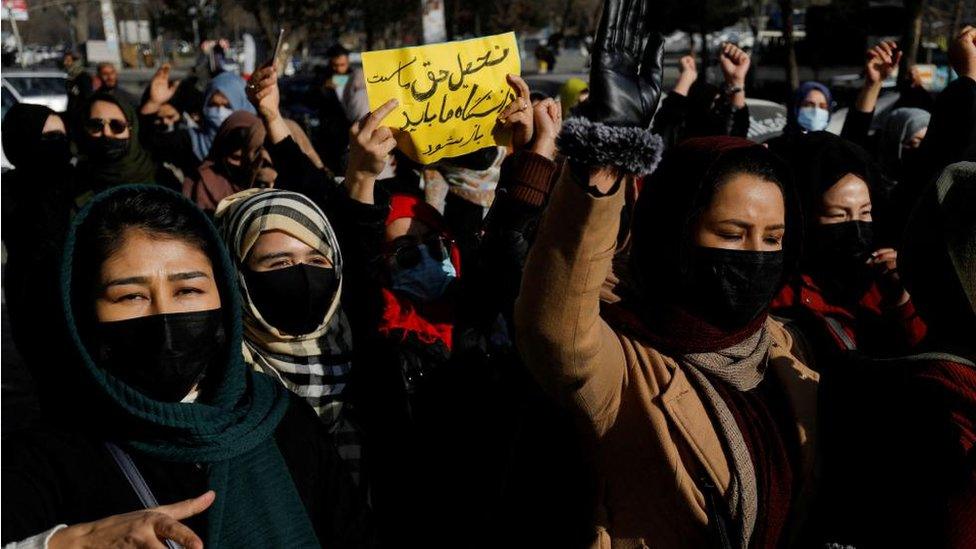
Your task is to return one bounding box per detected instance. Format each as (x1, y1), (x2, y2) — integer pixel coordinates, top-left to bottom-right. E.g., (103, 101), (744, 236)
(79, 92), (158, 190)
(899, 161), (976, 358)
(1, 103), (62, 168)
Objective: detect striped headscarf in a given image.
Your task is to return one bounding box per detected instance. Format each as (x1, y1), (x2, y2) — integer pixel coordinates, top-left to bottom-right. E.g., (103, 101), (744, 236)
(215, 188), (362, 481)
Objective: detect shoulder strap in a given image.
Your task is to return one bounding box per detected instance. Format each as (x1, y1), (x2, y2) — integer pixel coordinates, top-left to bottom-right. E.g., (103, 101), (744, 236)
(105, 442), (182, 549)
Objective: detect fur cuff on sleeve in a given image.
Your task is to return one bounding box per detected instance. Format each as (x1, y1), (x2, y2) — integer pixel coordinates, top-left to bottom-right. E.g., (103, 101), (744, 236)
(556, 117), (664, 176)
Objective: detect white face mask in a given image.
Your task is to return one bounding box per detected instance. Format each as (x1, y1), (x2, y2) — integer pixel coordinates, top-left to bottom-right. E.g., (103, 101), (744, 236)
(204, 105), (233, 129)
(797, 106), (830, 132)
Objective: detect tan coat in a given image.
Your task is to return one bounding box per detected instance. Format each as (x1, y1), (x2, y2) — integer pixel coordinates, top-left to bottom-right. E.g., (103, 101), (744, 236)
(515, 170), (820, 548)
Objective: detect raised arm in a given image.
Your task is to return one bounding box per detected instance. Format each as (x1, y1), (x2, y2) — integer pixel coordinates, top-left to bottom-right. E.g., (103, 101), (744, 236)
(515, 0), (664, 435)
(842, 41), (901, 147)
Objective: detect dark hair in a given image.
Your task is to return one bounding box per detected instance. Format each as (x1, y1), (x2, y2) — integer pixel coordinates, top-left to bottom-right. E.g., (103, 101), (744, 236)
(75, 190), (214, 297)
(688, 152), (785, 226)
(326, 44), (349, 59)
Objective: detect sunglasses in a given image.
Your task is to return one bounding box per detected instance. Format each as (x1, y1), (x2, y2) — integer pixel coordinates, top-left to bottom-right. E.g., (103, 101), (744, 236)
(84, 117), (129, 136)
(386, 234), (453, 270)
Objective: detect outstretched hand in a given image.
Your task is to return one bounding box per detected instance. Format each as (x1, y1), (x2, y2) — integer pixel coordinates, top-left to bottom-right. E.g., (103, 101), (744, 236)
(578, 0), (663, 128)
(247, 63), (281, 122)
(865, 40), (901, 85)
(141, 64), (180, 115)
(48, 491), (215, 549)
(497, 74), (534, 149)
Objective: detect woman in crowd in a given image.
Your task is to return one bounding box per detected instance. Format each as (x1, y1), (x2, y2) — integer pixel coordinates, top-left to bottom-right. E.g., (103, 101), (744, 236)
(183, 74), (329, 216)
(1, 185), (371, 548)
(771, 132), (925, 360)
(820, 162), (975, 547)
(141, 64), (255, 164)
(182, 111), (275, 214)
(1, 104), (76, 427)
(788, 81), (833, 133)
(516, 2), (818, 547)
(215, 188), (363, 484)
(877, 107), (930, 183)
(76, 92), (177, 198)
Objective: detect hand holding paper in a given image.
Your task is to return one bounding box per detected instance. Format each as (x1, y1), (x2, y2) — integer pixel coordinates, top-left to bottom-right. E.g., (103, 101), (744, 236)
(362, 32), (521, 164)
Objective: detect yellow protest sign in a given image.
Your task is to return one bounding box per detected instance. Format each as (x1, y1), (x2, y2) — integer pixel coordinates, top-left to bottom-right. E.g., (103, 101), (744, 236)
(362, 32), (520, 164)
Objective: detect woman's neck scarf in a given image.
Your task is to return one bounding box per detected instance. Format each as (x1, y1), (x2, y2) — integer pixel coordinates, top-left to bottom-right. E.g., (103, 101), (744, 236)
(185, 111), (272, 213)
(379, 193), (461, 351)
(215, 188), (362, 479)
(189, 72), (256, 161)
(62, 185), (319, 548)
(421, 146), (505, 210)
(81, 92), (158, 190)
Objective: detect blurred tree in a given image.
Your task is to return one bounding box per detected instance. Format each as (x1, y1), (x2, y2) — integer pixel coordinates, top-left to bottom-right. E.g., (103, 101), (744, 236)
(779, 0), (799, 91)
(899, 0), (925, 86)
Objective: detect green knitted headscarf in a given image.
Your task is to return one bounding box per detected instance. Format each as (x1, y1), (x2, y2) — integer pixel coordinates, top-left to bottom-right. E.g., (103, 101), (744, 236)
(60, 184), (320, 548)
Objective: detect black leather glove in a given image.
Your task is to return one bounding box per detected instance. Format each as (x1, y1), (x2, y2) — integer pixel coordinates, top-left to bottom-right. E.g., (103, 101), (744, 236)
(578, 0), (664, 128)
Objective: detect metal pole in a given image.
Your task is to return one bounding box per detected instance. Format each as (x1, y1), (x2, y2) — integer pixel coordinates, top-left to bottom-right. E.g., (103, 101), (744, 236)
(5, 1), (27, 67)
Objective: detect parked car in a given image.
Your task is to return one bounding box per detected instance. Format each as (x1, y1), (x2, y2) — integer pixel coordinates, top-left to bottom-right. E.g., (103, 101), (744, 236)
(2, 70), (68, 113)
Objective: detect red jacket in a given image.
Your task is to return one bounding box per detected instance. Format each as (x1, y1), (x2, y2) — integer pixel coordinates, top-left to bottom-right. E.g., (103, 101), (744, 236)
(772, 274), (927, 354)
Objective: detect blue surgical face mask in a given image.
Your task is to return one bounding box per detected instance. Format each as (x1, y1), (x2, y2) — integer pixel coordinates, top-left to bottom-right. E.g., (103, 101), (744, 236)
(390, 244), (457, 303)
(204, 105), (233, 129)
(797, 106), (830, 132)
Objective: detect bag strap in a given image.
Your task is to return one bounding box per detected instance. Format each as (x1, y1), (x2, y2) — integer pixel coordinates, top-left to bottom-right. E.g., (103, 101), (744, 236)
(823, 316), (857, 352)
(105, 442), (183, 549)
(701, 475), (735, 549)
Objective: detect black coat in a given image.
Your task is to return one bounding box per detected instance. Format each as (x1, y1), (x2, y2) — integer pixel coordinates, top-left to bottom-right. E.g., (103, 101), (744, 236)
(1, 393), (373, 547)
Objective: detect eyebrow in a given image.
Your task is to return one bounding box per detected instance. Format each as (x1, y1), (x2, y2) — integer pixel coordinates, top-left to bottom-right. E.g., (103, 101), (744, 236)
(102, 271), (209, 288)
(254, 251), (295, 263)
(715, 219), (786, 231)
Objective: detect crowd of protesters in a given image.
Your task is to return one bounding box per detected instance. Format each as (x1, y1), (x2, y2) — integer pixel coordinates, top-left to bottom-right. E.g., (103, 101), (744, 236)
(2, 0), (975, 547)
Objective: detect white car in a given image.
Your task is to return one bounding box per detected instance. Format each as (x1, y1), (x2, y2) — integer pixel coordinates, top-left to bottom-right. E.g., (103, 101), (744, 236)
(2, 70), (68, 114)
(1, 70), (68, 169)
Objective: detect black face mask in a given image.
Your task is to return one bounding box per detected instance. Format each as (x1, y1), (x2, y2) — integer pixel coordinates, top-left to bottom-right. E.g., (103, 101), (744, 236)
(89, 136), (130, 162)
(96, 309), (226, 402)
(38, 132), (72, 167)
(682, 247), (785, 330)
(243, 264), (338, 336)
(812, 220), (875, 300)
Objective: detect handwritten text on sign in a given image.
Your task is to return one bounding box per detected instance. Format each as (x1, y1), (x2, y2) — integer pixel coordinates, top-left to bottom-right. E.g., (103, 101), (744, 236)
(362, 32), (520, 164)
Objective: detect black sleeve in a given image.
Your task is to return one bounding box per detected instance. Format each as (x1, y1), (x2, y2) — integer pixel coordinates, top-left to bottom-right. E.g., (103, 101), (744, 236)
(840, 108), (874, 149)
(730, 104), (750, 138)
(468, 151), (557, 329)
(651, 93), (689, 149)
(334, 190), (391, 339)
(1, 437), (64, 542)
(267, 136), (345, 219)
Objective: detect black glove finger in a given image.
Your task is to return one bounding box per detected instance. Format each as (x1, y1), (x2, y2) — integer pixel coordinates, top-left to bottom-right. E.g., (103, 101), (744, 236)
(593, 0), (621, 55)
(621, 0), (650, 59)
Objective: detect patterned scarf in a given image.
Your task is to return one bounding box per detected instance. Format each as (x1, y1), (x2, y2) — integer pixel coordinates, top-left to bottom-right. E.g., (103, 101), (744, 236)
(681, 325), (772, 549)
(216, 189), (362, 481)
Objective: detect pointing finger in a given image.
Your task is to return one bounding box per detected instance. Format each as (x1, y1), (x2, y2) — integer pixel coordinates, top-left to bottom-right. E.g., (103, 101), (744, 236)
(361, 98), (399, 135)
(153, 490), (216, 521)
